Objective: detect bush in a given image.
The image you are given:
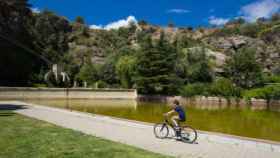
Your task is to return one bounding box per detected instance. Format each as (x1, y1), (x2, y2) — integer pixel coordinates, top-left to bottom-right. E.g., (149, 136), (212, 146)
(210, 78), (242, 104)
(75, 63), (99, 85)
(115, 55), (136, 89)
(243, 85), (280, 109)
(263, 75), (280, 84)
(95, 80), (108, 88)
(224, 47), (263, 88)
(180, 83), (209, 98)
(32, 83), (48, 88)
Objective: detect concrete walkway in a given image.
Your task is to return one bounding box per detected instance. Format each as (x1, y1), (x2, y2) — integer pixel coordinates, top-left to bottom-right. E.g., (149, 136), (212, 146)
(1, 101), (280, 158)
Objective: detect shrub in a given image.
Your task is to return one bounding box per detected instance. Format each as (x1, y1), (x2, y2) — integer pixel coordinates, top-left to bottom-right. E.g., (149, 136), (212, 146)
(224, 47), (263, 88)
(32, 83), (48, 88)
(210, 78), (242, 104)
(263, 75), (280, 84)
(95, 80), (108, 88)
(243, 85), (280, 109)
(75, 63), (99, 85)
(115, 55), (136, 89)
(180, 83), (208, 98)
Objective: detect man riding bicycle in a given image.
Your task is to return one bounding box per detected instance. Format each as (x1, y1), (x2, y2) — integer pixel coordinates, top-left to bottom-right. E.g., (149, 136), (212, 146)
(164, 99), (186, 140)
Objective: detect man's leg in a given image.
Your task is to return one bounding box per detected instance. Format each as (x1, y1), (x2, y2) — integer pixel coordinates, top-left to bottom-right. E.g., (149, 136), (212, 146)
(171, 116), (181, 139)
(171, 115), (179, 127)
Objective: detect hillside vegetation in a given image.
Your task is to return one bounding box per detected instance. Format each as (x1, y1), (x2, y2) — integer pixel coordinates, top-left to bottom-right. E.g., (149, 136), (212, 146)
(0, 0), (280, 103)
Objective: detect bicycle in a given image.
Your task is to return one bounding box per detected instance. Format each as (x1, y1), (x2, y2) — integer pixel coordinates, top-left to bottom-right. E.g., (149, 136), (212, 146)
(153, 115), (198, 143)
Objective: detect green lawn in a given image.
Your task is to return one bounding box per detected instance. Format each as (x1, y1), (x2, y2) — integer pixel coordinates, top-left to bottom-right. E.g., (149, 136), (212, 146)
(0, 110), (171, 158)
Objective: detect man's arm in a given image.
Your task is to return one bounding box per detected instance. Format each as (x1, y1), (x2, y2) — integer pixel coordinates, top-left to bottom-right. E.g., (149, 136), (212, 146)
(165, 110), (175, 116)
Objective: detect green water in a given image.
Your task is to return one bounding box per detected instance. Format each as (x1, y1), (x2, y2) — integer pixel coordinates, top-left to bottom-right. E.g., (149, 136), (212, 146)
(24, 99), (280, 142)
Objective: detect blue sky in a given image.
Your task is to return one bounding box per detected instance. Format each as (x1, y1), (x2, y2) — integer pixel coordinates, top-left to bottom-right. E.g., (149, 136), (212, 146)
(29, 0), (280, 28)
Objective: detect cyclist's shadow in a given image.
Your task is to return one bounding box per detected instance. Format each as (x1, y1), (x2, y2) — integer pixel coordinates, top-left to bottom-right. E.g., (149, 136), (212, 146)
(164, 134), (199, 144)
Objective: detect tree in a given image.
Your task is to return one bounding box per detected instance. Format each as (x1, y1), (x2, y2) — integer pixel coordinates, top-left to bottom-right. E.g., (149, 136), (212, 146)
(138, 20), (148, 26)
(210, 78), (241, 105)
(224, 48), (263, 89)
(0, 0), (45, 86)
(180, 83), (208, 98)
(135, 33), (179, 94)
(76, 62), (98, 85)
(239, 23), (263, 38)
(75, 16), (85, 24)
(116, 55), (136, 88)
(176, 47), (214, 84)
(168, 22), (175, 28)
(244, 85), (280, 110)
(271, 13), (280, 22)
(99, 55), (119, 86)
(30, 10), (72, 62)
(226, 18), (245, 26)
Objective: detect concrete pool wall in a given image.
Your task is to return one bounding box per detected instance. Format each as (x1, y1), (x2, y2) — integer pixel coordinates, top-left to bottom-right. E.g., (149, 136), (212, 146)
(0, 87), (137, 100)
(138, 95), (280, 111)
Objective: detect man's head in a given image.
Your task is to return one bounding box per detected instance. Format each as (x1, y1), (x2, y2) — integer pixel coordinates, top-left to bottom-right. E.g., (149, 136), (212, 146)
(173, 99), (179, 107)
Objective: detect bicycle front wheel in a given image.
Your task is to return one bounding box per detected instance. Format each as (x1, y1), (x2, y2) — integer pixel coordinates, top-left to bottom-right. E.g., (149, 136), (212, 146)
(153, 123), (169, 139)
(181, 125), (197, 143)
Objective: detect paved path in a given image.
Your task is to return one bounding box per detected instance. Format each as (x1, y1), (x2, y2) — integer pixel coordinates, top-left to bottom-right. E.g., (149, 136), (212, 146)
(1, 101), (280, 158)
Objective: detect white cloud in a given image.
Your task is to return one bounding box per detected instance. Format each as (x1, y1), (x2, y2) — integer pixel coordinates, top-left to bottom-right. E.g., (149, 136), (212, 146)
(240, 0), (280, 22)
(90, 16), (138, 30)
(208, 16), (229, 26)
(89, 25), (103, 29)
(167, 9), (190, 14)
(31, 8), (40, 13)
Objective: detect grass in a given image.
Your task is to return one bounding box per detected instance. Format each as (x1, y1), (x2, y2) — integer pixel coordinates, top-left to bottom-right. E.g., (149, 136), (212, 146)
(0, 110), (171, 158)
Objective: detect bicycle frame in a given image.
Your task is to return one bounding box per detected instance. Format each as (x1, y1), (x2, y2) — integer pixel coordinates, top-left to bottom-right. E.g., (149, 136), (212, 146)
(163, 117), (179, 131)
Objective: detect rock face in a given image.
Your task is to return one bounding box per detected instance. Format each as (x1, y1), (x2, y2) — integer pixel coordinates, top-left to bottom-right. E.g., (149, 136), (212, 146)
(187, 47), (227, 72)
(203, 34), (280, 74)
(69, 22), (280, 74)
(203, 35), (254, 52)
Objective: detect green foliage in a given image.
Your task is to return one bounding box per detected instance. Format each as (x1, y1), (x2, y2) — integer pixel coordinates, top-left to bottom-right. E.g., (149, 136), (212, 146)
(135, 33), (180, 94)
(138, 20), (148, 26)
(180, 83), (208, 98)
(271, 13), (280, 22)
(176, 47), (214, 84)
(0, 111), (171, 158)
(224, 47), (263, 88)
(75, 16), (85, 24)
(30, 10), (71, 62)
(244, 85), (280, 107)
(263, 75), (280, 84)
(99, 55), (120, 86)
(76, 63), (99, 85)
(1, 2), (279, 96)
(175, 34), (201, 50)
(95, 80), (108, 88)
(214, 27), (241, 37)
(32, 83), (48, 88)
(116, 55), (136, 88)
(0, 0), (46, 86)
(239, 23), (264, 38)
(210, 78), (242, 103)
(226, 18), (246, 25)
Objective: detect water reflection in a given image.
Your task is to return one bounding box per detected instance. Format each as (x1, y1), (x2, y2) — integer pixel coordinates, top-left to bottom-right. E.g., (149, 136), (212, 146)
(24, 99), (280, 142)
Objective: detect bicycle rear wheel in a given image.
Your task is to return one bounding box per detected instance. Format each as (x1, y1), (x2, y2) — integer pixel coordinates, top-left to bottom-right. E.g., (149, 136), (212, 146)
(181, 125), (197, 143)
(153, 123), (169, 139)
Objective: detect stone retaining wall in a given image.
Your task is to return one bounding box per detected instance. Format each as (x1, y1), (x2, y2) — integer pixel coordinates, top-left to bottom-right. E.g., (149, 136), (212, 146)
(138, 95), (280, 111)
(0, 87), (137, 100)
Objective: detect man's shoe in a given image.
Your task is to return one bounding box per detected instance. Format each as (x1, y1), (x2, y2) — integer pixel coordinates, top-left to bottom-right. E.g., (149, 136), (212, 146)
(175, 136), (182, 141)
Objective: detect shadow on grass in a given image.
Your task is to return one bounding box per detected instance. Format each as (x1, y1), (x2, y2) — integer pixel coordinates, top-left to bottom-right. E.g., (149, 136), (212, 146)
(0, 104), (27, 111)
(0, 113), (14, 117)
(0, 104), (27, 117)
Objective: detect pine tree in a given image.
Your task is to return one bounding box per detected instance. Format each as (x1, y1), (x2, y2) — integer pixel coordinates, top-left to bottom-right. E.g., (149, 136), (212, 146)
(136, 32), (179, 95)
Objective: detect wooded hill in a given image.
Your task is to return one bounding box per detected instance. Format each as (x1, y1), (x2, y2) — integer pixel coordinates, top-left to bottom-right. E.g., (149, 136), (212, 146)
(1, 1), (280, 101)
